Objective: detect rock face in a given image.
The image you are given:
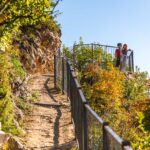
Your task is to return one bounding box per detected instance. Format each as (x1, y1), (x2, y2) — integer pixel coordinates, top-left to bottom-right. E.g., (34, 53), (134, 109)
(0, 131), (10, 148)
(5, 24), (61, 149)
(14, 24), (61, 73)
(12, 75), (32, 102)
(0, 133), (26, 150)
(5, 137), (26, 150)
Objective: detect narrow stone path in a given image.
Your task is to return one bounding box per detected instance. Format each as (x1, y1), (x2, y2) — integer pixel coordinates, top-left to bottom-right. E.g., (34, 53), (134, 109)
(22, 74), (77, 150)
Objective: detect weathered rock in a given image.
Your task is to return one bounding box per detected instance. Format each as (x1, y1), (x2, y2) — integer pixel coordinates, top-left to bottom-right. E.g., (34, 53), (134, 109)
(12, 75), (33, 103)
(0, 127), (26, 150)
(20, 86), (25, 92)
(0, 131), (10, 148)
(14, 25), (61, 73)
(14, 105), (24, 121)
(8, 138), (26, 150)
(1, 136), (26, 150)
(15, 91), (21, 97)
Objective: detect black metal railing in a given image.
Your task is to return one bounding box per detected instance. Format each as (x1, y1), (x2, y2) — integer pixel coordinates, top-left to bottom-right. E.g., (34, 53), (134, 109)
(54, 55), (133, 150)
(70, 44), (134, 72)
(127, 49), (134, 72)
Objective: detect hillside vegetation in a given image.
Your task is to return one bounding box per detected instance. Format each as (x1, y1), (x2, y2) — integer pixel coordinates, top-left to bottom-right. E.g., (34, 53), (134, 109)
(63, 39), (150, 149)
(0, 0), (61, 138)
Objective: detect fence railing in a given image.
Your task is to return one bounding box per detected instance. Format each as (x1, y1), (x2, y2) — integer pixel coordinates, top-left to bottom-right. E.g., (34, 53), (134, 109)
(127, 49), (134, 72)
(54, 55), (133, 150)
(70, 44), (134, 72)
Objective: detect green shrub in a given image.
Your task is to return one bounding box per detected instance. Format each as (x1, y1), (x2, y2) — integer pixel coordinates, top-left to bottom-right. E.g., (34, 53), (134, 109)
(11, 56), (26, 79)
(16, 98), (32, 114)
(31, 91), (39, 102)
(0, 96), (20, 135)
(80, 62), (150, 149)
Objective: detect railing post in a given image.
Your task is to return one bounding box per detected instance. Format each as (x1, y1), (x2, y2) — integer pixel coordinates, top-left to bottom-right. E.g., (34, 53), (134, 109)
(83, 103), (88, 150)
(128, 55), (131, 72)
(131, 51), (134, 72)
(54, 55), (56, 88)
(58, 48), (61, 57)
(66, 59), (69, 99)
(122, 140), (131, 150)
(91, 43), (94, 64)
(76, 85), (85, 150)
(62, 56), (64, 94)
(73, 44), (76, 70)
(103, 122), (109, 150)
(69, 63), (74, 123)
(67, 60), (71, 99)
(69, 65), (74, 101)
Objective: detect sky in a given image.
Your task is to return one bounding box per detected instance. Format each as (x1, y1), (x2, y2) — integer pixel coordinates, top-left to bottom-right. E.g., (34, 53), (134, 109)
(56, 0), (150, 74)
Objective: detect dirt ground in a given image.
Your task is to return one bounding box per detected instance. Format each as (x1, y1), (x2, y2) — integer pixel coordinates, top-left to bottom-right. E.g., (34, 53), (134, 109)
(22, 74), (77, 150)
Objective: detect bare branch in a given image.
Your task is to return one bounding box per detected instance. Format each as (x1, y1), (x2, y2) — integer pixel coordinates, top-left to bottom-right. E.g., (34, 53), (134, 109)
(51, 0), (62, 15)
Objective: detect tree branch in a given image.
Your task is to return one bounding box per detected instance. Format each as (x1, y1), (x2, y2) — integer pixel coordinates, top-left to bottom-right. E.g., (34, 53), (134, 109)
(51, 0), (62, 15)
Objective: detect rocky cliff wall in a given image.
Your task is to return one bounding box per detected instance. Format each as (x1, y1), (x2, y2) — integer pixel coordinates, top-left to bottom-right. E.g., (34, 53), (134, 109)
(14, 24), (61, 73)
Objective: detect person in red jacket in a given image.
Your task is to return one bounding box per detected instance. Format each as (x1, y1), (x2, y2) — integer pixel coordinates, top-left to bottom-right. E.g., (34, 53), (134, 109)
(115, 43), (122, 67)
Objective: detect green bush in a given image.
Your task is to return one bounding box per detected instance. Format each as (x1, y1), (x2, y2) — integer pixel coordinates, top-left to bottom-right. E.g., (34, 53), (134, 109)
(11, 56), (26, 79)
(63, 38), (114, 71)
(124, 71), (148, 102)
(69, 41), (150, 149)
(80, 63), (150, 149)
(0, 96), (20, 135)
(16, 98), (32, 114)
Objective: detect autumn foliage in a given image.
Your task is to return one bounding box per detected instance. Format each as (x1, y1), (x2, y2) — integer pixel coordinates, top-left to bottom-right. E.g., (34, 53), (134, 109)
(63, 37), (150, 149)
(81, 63), (150, 149)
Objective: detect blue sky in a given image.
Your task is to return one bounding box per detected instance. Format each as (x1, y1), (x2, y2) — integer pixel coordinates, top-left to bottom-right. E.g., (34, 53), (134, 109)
(57, 0), (150, 74)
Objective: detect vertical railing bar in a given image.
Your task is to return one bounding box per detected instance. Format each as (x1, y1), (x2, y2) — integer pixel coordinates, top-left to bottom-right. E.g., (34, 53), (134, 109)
(73, 44), (76, 70)
(62, 56), (64, 94)
(54, 55), (56, 88)
(122, 140), (132, 150)
(129, 54), (131, 72)
(103, 122), (109, 150)
(92, 43), (94, 64)
(83, 103), (88, 150)
(67, 60), (69, 99)
(73, 75), (81, 149)
(132, 51), (134, 72)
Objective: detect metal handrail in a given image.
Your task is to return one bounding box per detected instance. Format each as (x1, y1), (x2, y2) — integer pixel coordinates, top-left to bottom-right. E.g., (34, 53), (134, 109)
(70, 44), (134, 72)
(54, 55), (133, 150)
